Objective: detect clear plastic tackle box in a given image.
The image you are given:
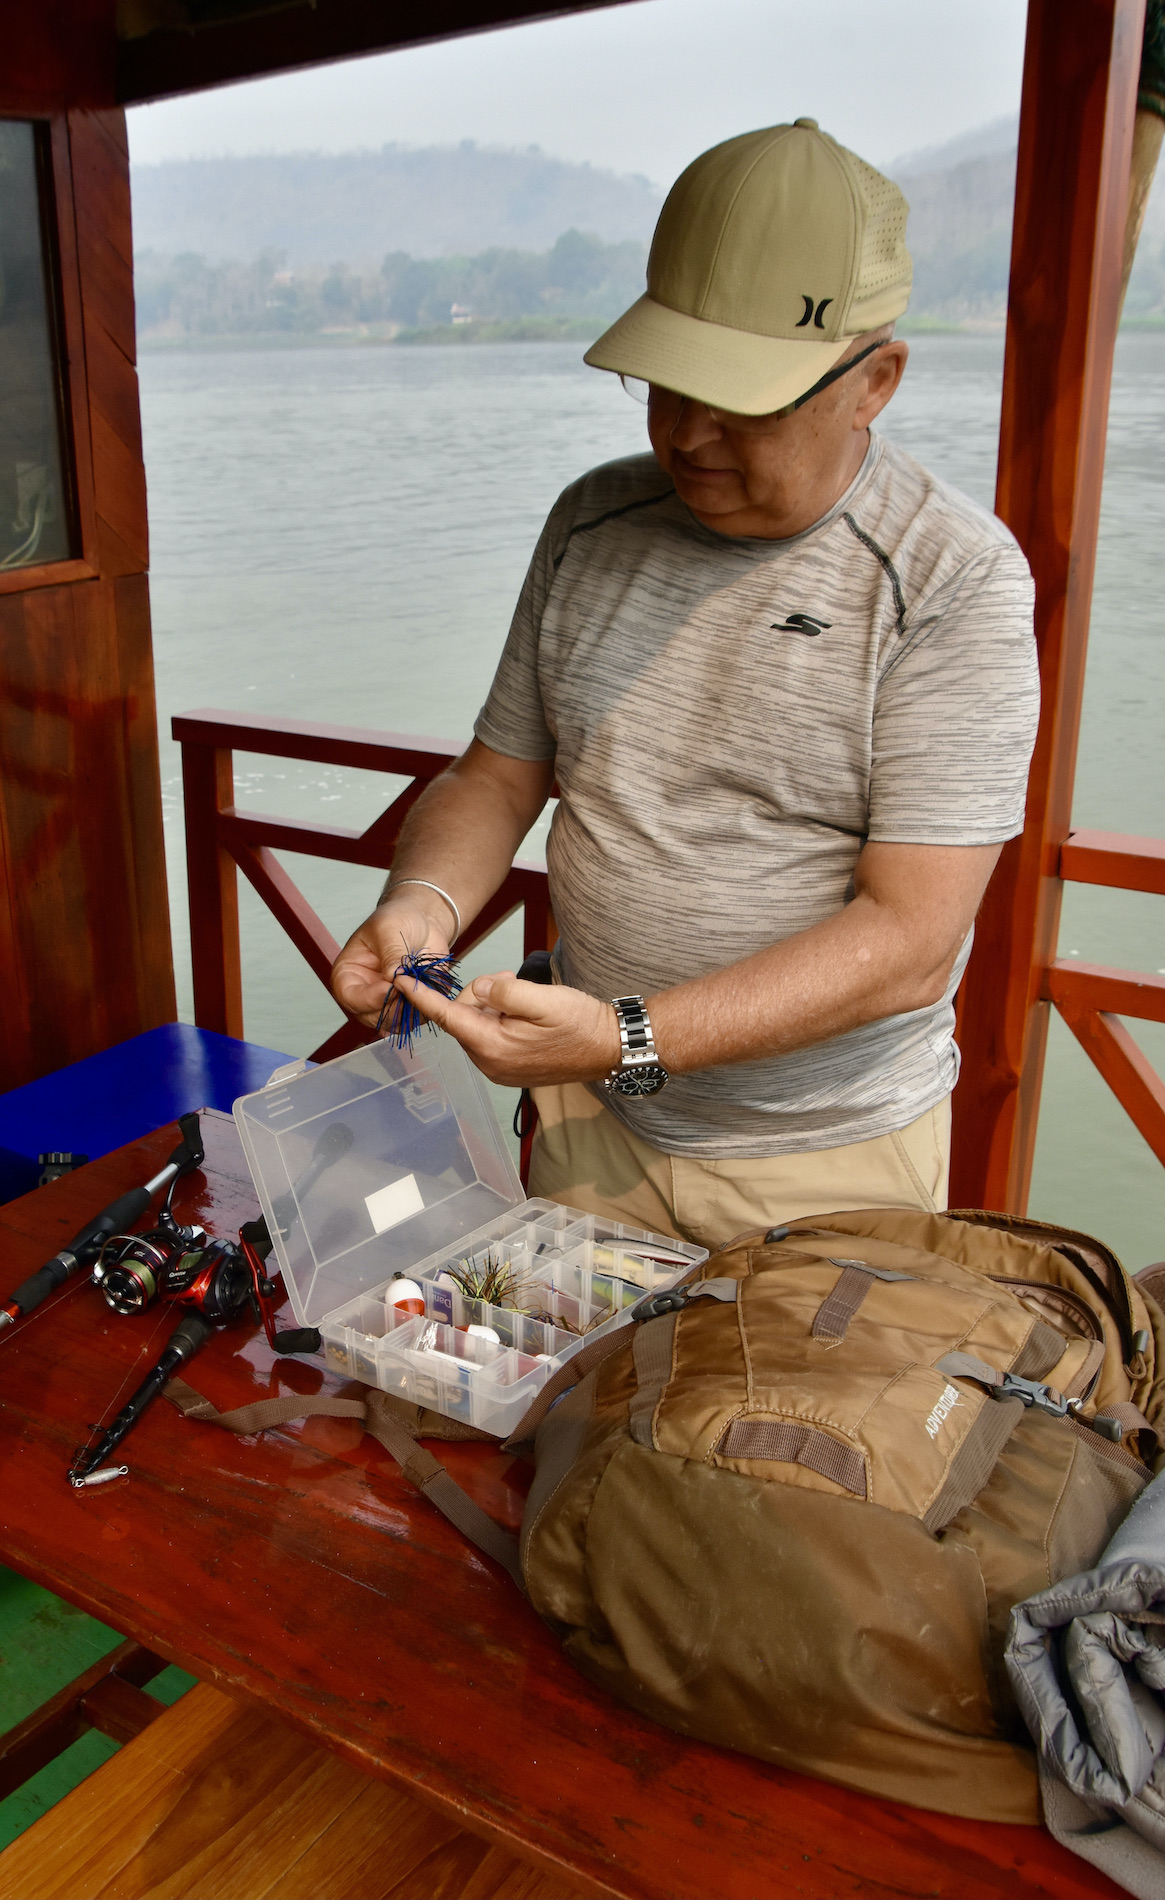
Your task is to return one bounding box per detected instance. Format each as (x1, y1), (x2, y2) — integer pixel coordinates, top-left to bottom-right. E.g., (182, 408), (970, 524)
(233, 1035), (707, 1437)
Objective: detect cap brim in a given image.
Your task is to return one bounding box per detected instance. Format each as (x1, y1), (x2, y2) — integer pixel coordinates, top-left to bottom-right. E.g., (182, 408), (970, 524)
(584, 295), (855, 415)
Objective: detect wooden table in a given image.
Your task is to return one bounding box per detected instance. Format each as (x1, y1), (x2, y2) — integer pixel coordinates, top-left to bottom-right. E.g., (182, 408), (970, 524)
(0, 1114), (1123, 1900)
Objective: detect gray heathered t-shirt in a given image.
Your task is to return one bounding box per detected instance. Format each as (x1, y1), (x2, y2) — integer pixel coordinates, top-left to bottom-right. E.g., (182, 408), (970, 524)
(474, 435), (1038, 1158)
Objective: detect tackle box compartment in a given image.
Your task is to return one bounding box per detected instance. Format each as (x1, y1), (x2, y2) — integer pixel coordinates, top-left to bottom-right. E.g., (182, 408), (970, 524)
(233, 1035), (706, 1437)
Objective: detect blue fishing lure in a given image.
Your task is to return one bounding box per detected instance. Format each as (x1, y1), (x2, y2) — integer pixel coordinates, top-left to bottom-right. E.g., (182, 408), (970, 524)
(376, 951), (464, 1052)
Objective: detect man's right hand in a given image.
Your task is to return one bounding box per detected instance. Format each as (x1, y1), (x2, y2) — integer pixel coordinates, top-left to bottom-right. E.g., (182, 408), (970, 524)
(329, 739), (554, 1029)
(331, 894), (451, 1027)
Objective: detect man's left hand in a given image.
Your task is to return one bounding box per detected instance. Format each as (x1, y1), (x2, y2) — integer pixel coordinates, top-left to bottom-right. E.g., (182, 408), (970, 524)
(394, 969), (620, 1088)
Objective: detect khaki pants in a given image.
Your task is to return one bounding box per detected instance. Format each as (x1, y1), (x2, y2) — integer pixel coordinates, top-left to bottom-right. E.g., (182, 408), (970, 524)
(528, 1081), (951, 1253)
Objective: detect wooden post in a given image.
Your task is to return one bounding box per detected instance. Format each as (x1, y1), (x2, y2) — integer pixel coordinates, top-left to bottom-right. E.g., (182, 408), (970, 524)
(180, 737), (243, 1039)
(950, 0), (1145, 1210)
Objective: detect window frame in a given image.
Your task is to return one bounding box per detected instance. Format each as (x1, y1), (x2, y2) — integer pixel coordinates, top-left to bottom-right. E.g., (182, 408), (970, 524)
(0, 113), (98, 595)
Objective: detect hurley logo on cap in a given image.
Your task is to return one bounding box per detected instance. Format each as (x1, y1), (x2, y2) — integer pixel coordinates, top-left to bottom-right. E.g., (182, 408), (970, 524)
(797, 298), (834, 330)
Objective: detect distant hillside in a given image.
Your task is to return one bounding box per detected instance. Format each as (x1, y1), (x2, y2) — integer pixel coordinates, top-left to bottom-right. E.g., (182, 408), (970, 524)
(891, 116), (1165, 323)
(888, 115), (1019, 177)
(894, 148), (1018, 324)
(130, 127), (1165, 339)
(130, 144), (663, 267)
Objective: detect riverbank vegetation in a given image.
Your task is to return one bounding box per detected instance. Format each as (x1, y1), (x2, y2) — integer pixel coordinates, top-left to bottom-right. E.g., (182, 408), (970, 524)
(135, 230), (646, 345)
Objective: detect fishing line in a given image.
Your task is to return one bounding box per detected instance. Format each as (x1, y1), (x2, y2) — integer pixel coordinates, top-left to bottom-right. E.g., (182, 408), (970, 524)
(77, 1302), (179, 1444)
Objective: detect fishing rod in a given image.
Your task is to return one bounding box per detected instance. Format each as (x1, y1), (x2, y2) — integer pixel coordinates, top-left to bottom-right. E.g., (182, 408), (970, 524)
(69, 1216), (287, 1485)
(1, 1112), (205, 1333)
(69, 1310), (216, 1486)
(60, 1111), (348, 1483)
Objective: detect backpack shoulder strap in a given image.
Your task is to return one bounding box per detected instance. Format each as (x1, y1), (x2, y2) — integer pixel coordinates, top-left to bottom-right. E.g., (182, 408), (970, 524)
(501, 1276), (740, 1451)
(165, 1379), (525, 1590)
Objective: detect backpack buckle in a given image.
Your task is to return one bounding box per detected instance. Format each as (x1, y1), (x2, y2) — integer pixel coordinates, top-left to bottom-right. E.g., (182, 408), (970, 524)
(989, 1370), (1080, 1419)
(635, 1288), (689, 1321)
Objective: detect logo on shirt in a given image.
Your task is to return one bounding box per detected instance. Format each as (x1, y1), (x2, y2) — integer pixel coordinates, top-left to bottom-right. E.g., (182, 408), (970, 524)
(772, 613), (832, 637)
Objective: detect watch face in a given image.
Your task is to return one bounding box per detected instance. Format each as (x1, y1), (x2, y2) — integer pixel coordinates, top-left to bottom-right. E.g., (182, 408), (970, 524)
(611, 1063), (669, 1097)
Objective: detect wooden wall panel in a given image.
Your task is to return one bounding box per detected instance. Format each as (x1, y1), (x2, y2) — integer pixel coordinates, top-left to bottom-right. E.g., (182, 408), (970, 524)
(82, 308), (143, 456)
(113, 573), (173, 1011)
(67, 190), (134, 362)
(0, 578), (173, 1088)
(88, 414), (149, 573)
(0, 103), (173, 1092)
(0, 6), (115, 115)
(68, 113), (148, 572)
(70, 111), (133, 275)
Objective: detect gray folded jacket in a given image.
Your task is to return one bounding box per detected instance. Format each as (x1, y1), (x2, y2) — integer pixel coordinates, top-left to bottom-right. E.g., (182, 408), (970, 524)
(1006, 1470), (1165, 1899)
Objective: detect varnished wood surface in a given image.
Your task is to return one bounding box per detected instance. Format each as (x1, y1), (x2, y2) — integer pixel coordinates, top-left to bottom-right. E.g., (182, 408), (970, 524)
(0, 104), (174, 1093)
(68, 108), (148, 574)
(0, 1118), (1123, 1900)
(172, 709), (475, 776)
(0, 9), (116, 115)
(1060, 829), (1165, 895)
(117, 3), (630, 108)
(951, 0), (1144, 1210)
(0, 572), (174, 1089)
(0, 1682), (587, 1900)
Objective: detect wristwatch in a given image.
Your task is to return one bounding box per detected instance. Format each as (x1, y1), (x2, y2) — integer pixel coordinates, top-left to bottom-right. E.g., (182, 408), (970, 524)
(603, 996), (670, 1098)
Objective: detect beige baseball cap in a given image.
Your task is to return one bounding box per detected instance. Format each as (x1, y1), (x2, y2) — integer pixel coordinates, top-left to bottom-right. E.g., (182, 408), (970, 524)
(585, 119), (911, 416)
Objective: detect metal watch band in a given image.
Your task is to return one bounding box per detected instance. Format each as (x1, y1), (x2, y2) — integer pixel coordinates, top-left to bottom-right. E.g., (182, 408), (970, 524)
(612, 994), (655, 1060)
(605, 997), (669, 1097)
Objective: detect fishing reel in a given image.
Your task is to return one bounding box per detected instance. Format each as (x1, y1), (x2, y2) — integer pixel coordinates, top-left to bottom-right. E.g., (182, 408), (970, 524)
(92, 1215), (284, 1345)
(91, 1212), (319, 1355)
(94, 1228), (249, 1316)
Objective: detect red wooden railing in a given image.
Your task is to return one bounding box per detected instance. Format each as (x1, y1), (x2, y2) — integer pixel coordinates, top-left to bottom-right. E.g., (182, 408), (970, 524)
(172, 709), (556, 1068)
(173, 711), (1165, 1190)
(1048, 830), (1165, 1167)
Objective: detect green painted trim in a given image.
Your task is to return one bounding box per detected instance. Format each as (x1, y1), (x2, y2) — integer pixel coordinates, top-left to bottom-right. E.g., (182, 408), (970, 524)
(0, 1566), (196, 1850)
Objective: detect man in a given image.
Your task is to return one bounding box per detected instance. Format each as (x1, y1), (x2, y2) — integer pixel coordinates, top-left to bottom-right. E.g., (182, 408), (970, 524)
(332, 120), (1038, 1249)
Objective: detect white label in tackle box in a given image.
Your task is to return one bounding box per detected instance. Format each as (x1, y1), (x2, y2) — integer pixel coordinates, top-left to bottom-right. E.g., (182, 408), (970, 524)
(233, 1036), (707, 1437)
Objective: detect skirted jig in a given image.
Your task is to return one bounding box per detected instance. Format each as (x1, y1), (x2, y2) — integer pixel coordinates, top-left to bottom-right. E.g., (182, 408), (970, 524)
(376, 951), (463, 1051)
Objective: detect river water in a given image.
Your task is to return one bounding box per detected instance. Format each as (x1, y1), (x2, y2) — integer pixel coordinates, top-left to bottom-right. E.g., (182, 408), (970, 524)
(139, 334), (1165, 1266)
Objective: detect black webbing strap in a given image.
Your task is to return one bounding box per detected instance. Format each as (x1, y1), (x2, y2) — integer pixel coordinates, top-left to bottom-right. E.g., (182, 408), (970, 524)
(165, 1380), (525, 1590)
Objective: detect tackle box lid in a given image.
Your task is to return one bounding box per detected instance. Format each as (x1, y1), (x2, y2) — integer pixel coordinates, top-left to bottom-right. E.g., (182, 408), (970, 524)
(233, 1034), (524, 1330)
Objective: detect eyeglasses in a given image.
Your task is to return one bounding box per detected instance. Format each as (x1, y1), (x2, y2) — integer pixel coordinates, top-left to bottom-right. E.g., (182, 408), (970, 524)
(620, 339), (888, 435)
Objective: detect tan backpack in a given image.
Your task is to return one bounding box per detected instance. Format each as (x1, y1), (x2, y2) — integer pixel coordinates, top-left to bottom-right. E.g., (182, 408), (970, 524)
(175, 1207), (1165, 1825)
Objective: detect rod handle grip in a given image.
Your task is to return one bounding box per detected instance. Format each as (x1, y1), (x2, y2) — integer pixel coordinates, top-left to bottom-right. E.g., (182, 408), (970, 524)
(88, 1186), (152, 1238)
(6, 1261), (70, 1316)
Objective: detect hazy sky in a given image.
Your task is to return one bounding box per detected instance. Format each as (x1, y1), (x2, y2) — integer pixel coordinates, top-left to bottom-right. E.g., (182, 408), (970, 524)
(127, 0), (1028, 183)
